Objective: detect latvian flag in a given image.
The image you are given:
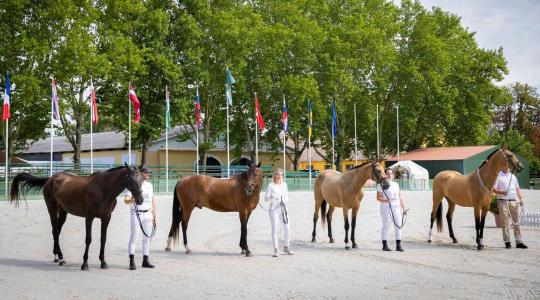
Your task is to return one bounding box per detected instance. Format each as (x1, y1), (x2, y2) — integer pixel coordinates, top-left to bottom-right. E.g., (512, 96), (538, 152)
(2, 71), (10, 121)
(129, 84), (141, 123)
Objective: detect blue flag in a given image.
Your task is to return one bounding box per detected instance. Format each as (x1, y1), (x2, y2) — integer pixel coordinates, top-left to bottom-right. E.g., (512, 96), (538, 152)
(331, 100), (337, 138)
(225, 67), (235, 106)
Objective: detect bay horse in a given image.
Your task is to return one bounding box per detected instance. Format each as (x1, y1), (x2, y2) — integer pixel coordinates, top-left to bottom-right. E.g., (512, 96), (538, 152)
(312, 161), (390, 249)
(165, 162), (263, 256)
(428, 147), (524, 250)
(9, 163), (145, 270)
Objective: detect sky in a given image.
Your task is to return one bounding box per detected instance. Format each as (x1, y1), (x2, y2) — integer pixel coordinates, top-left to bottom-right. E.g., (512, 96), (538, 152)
(417, 0), (540, 88)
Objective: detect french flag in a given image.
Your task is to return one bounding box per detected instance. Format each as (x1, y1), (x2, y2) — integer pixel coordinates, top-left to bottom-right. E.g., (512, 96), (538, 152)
(2, 71), (10, 121)
(282, 97), (288, 133)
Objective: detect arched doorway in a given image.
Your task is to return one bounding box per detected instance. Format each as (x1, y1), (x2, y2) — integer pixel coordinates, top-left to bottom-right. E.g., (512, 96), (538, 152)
(197, 156), (222, 177)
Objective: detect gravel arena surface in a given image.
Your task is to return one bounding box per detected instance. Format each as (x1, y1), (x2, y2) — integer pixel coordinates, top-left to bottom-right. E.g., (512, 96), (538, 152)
(0, 190), (539, 299)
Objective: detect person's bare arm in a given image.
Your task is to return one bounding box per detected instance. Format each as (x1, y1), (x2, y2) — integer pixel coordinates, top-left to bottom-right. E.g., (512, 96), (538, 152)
(124, 195), (134, 204)
(376, 191), (389, 203)
(152, 197), (157, 222)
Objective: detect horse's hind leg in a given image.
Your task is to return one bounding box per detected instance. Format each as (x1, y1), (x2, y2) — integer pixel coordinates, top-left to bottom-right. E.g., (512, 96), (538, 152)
(45, 204), (61, 263)
(351, 205), (359, 248)
(446, 200), (458, 243)
(99, 215), (111, 269)
(326, 206), (335, 243)
(429, 186), (444, 243)
(56, 209), (68, 265)
(182, 208), (194, 254)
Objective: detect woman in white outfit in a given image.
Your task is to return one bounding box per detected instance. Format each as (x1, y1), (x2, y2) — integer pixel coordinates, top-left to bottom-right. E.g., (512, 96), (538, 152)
(376, 168), (407, 252)
(265, 169), (294, 257)
(124, 166), (157, 270)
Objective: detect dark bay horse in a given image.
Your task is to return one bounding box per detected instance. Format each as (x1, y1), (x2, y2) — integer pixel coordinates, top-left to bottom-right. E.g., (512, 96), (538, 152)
(10, 164), (144, 270)
(312, 161), (390, 249)
(165, 162), (263, 256)
(429, 147), (523, 250)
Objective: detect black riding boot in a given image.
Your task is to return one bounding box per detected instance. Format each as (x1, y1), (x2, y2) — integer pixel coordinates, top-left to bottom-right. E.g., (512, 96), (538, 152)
(129, 255), (136, 270)
(142, 255), (155, 268)
(396, 240), (404, 252)
(382, 240), (391, 251)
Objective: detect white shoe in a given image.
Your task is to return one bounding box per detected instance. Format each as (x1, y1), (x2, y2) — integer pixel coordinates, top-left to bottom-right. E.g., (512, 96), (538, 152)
(283, 247), (294, 255)
(272, 248), (279, 257)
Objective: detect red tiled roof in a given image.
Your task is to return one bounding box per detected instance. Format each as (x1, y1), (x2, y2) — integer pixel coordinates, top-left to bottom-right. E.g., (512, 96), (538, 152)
(386, 146), (497, 161)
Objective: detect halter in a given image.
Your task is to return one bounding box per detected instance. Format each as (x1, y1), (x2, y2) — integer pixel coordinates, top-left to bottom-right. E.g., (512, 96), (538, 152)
(371, 163), (388, 187)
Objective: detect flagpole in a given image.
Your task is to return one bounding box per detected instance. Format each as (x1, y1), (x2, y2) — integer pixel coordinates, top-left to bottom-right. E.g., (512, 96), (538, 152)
(332, 100), (335, 171)
(376, 103), (380, 159)
(5, 118), (8, 197)
(254, 92), (258, 164)
(283, 94), (286, 178)
(165, 85), (169, 191)
(50, 80), (54, 177)
(226, 87), (230, 178)
(308, 100), (312, 190)
(196, 86), (200, 175)
(396, 103), (400, 161)
(128, 83), (131, 165)
(354, 102), (358, 165)
(90, 77), (94, 174)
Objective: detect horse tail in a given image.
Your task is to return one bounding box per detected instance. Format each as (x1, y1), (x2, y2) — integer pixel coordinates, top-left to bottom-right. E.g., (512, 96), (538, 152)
(168, 183), (183, 246)
(10, 173), (49, 207)
(435, 200), (444, 233)
(320, 200), (327, 230)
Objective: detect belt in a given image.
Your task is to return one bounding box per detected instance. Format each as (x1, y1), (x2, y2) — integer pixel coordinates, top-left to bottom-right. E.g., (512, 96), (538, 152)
(132, 209), (150, 213)
(497, 199), (516, 201)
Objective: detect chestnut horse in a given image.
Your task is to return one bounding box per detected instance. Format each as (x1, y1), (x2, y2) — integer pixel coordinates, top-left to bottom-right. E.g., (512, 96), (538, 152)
(9, 164), (144, 270)
(312, 161), (390, 249)
(428, 147), (523, 250)
(165, 162), (263, 256)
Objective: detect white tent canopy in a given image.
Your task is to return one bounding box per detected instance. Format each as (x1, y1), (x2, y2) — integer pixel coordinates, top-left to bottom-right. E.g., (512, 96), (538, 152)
(388, 160), (430, 190)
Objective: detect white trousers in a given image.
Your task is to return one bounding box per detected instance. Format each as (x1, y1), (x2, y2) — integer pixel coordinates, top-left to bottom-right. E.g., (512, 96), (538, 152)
(269, 207), (290, 249)
(129, 211), (153, 256)
(380, 204), (402, 241)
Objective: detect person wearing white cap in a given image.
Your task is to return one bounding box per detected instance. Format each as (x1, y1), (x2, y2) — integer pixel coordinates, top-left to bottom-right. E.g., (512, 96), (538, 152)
(124, 165), (157, 269)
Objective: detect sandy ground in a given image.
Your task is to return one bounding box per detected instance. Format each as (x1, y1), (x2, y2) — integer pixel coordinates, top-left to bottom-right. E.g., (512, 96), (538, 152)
(0, 190), (539, 300)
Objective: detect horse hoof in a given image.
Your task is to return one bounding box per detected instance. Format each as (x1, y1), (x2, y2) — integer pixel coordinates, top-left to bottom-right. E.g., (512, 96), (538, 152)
(329, 238), (335, 243)
(185, 249), (192, 254)
(352, 244), (358, 249)
(480, 244), (485, 249)
(452, 239), (458, 244)
(58, 260), (66, 266)
(244, 251), (252, 257)
(345, 246), (351, 250)
(81, 264), (89, 271)
(165, 247), (171, 252)
(311, 237), (316, 243)
(477, 245), (482, 250)
(101, 262), (109, 269)
(427, 240), (432, 243)
(54, 258), (60, 263)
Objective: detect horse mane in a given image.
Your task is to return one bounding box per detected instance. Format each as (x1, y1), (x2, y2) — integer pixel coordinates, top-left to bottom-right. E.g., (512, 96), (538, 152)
(104, 166), (125, 173)
(478, 148), (500, 169)
(349, 161), (372, 170)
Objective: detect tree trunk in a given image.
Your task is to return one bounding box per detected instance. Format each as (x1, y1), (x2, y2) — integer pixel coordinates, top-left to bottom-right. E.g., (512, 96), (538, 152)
(140, 139), (149, 165)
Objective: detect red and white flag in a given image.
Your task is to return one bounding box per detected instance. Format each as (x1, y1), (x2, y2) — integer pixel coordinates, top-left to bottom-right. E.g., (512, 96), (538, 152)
(254, 94), (265, 133)
(129, 84), (140, 123)
(2, 71), (11, 121)
(90, 81), (98, 124)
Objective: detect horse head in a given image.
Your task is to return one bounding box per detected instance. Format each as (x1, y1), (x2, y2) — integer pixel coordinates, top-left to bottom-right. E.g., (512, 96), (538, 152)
(124, 163), (145, 205)
(499, 146), (524, 173)
(372, 161), (390, 190)
(244, 161), (262, 196)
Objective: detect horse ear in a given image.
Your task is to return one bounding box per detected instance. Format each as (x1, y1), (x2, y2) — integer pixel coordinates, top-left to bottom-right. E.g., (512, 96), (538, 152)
(125, 162), (129, 169)
(257, 161), (261, 168)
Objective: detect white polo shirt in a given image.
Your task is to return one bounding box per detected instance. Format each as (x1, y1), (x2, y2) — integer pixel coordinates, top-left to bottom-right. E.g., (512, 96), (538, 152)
(125, 181), (154, 211)
(377, 181), (400, 206)
(493, 171), (520, 200)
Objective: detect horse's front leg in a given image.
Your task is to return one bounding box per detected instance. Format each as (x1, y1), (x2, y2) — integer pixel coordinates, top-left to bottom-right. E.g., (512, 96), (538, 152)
(479, 205), (489, 249)
(473, 207), (482, 250)
(239, 210), (251, 257)
(99, 215), (111, 269)
(81, 216), (95, 270)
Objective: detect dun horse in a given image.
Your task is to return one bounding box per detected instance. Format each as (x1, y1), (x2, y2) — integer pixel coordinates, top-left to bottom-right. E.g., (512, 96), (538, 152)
(429, 147), (523, 249)
(312, 161), (390, 249)
(10, 164), (144, 270)
(165, 162), (263, 256)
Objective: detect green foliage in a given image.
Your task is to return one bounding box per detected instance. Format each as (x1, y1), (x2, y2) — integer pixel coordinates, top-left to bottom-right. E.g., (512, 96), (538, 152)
(489, 195), (499, 214)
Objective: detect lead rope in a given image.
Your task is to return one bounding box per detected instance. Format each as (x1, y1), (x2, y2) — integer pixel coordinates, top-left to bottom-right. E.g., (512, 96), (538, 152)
(133, 203), (157, 238)
(380, 186), (409, 229)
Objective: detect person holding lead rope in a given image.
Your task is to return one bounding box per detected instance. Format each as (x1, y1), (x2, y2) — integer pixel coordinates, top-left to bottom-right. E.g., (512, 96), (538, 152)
(264, 169), (294, 257)
(124, 166), (157, 270)
(376, 168), (408, 252)
(493, 166), (527, 249)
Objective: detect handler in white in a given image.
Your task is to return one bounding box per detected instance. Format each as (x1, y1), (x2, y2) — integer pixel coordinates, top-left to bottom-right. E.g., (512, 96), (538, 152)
(264, 169), (294, 257)
(376, 168), (407, 252)
(124, 166), (157, 270)
(493, 166), (527, 249)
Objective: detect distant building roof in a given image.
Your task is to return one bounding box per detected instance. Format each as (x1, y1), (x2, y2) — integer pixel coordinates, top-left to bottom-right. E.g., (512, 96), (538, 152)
(24, 131), (128, 154)
(386, 145), (497, 161)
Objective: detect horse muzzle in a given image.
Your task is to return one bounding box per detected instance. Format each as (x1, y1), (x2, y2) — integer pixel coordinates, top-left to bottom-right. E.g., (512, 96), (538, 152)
(381, 179), (391, 190)
(245, 185), (254, 196)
